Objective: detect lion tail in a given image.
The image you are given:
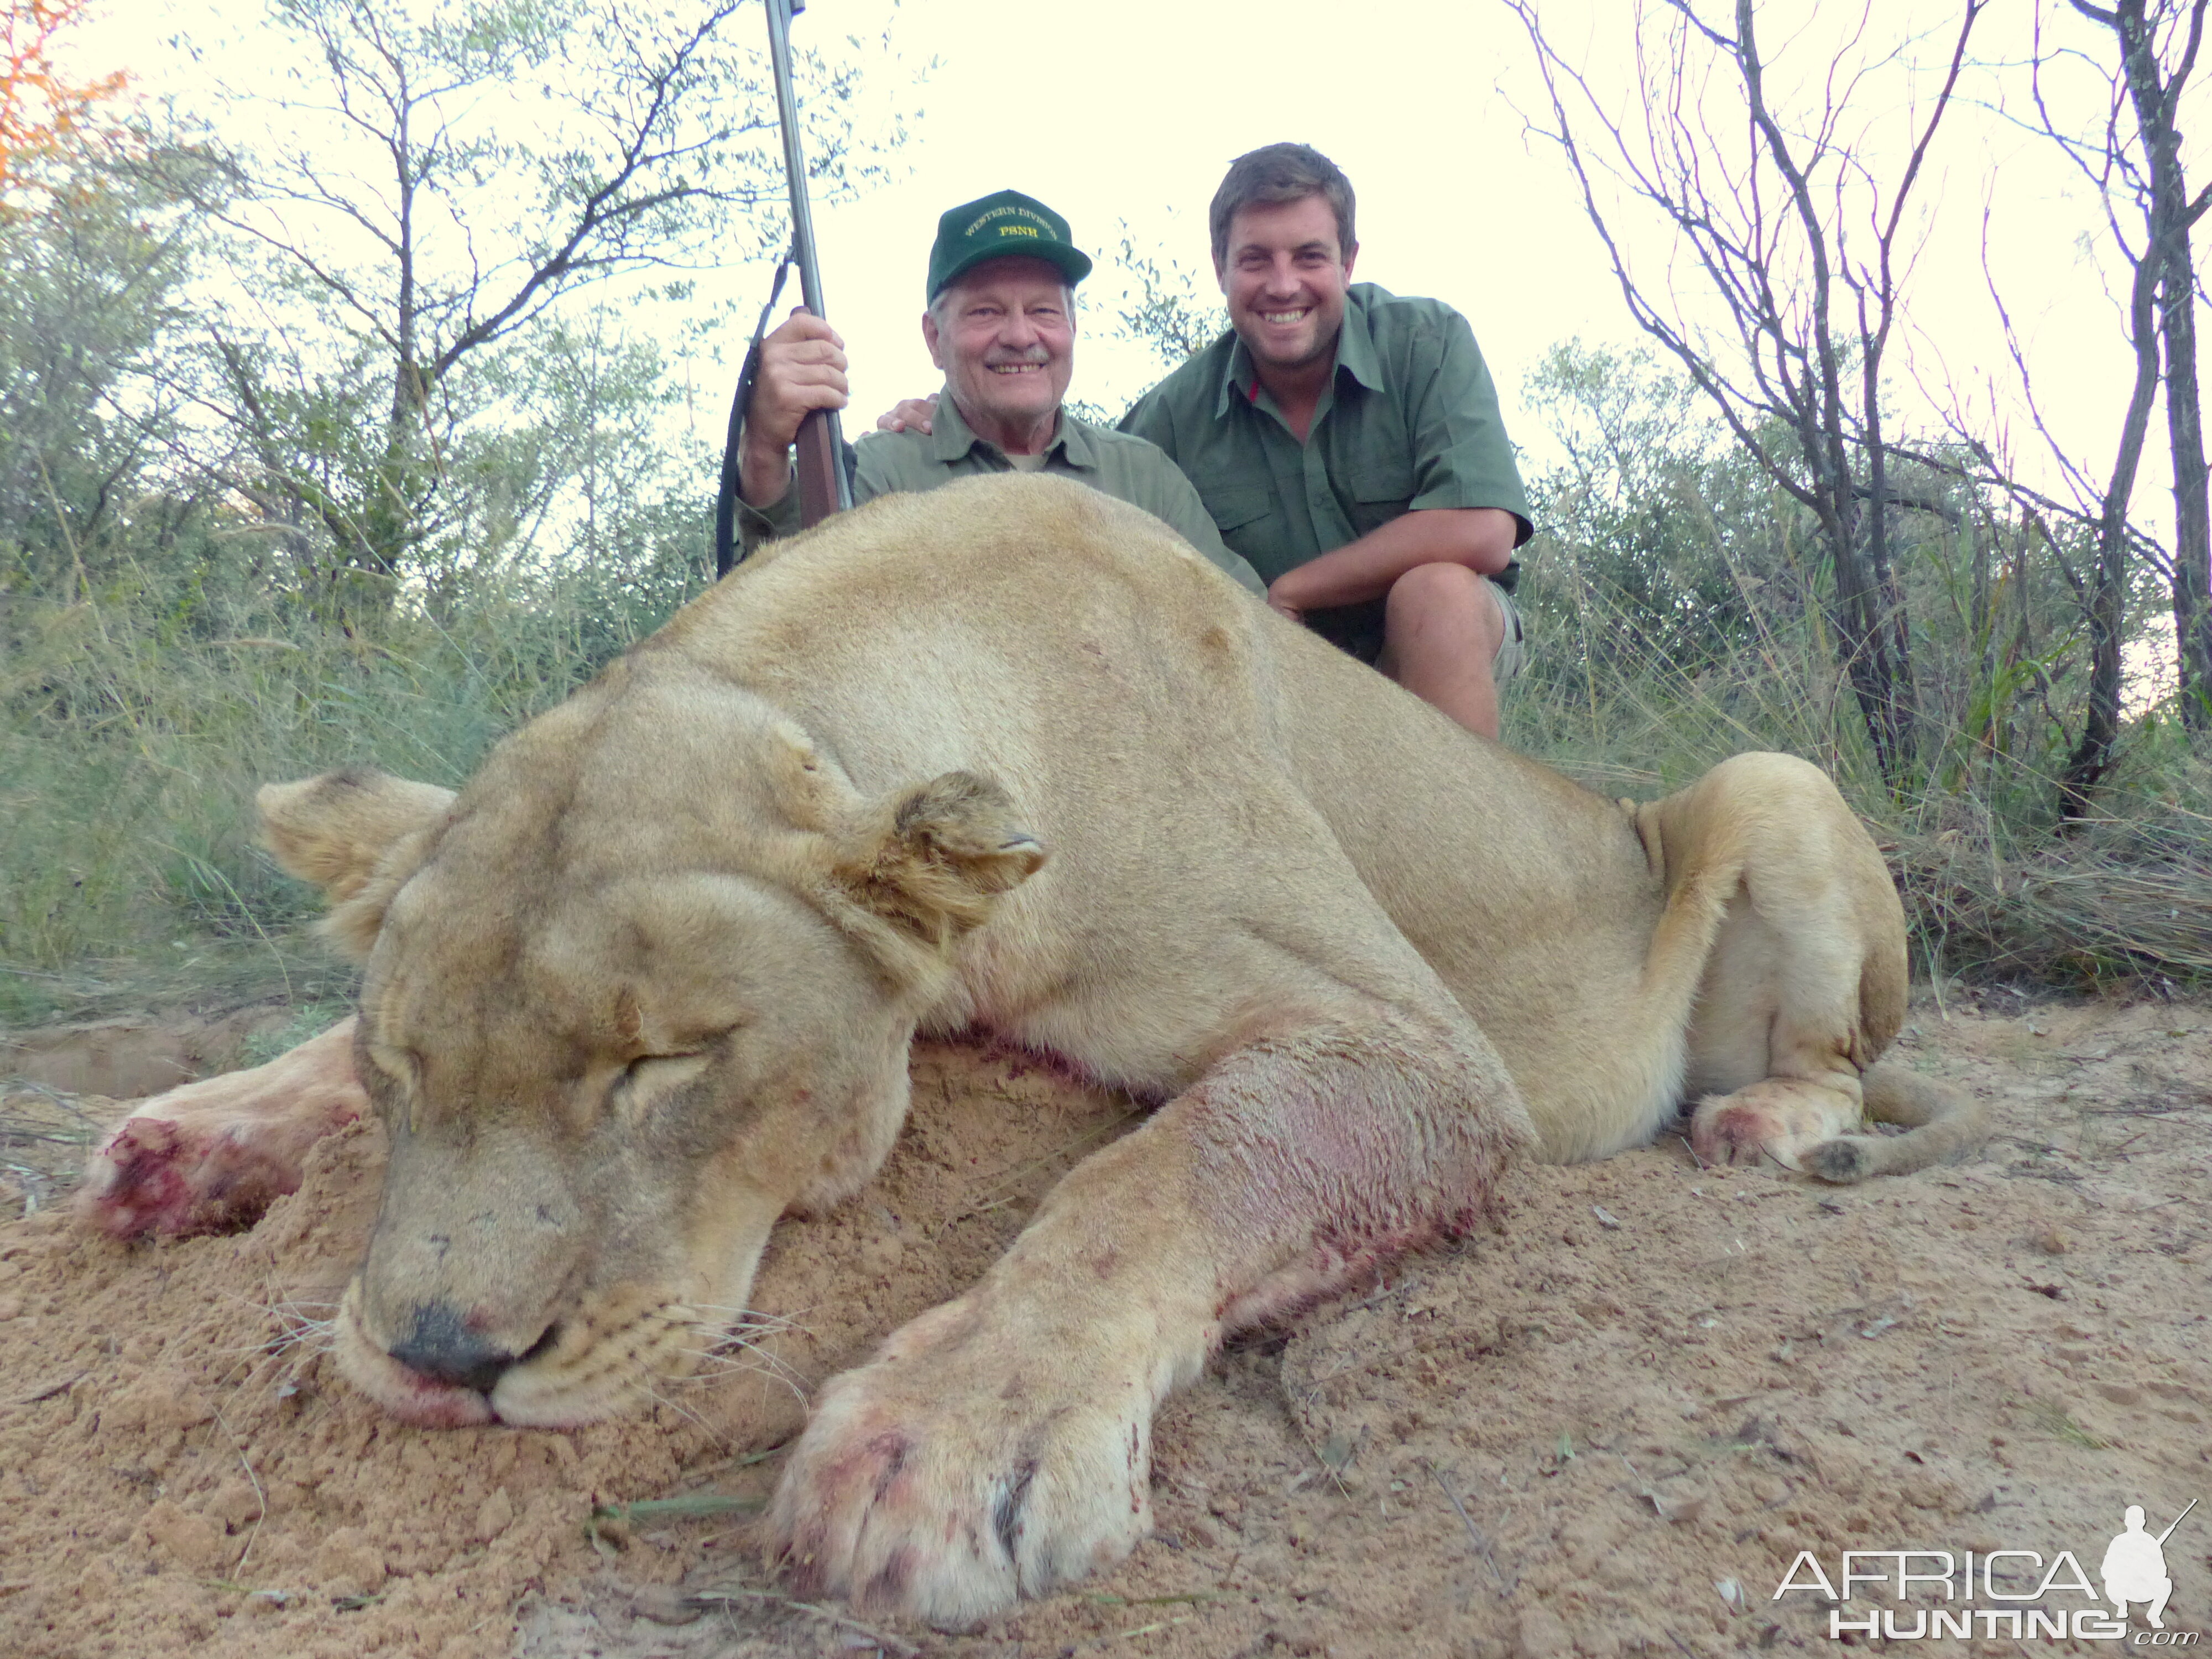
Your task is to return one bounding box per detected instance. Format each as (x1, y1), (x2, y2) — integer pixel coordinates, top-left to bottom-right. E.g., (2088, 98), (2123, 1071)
(1801, 1062), (1988, 1183)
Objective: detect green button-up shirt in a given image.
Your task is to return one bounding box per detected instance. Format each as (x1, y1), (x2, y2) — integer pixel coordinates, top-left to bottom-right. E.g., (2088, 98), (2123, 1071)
(739, 390), (1266, 596)
(1118, 284), (1531, 656)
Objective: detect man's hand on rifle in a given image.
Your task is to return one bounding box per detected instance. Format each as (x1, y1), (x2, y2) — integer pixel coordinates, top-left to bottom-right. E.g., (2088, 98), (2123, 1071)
(740, 309), (850, 508)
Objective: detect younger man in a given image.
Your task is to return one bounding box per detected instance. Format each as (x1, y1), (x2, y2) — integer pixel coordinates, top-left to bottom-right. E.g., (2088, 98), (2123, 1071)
(1120, 143), (1533, 738)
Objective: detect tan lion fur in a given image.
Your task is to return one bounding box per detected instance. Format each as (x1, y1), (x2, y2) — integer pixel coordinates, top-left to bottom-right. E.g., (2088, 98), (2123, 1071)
(211, 473), (1976, 1625)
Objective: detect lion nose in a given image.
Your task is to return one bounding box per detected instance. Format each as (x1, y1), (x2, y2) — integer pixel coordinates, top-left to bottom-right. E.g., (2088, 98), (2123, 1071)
(388, 1301), (525, 1394)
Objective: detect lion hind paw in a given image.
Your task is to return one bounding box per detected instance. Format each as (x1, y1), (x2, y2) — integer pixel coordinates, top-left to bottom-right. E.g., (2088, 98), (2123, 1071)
(1687, 1081), (1857, 1173)
(1802, 1134), (1880, 1184)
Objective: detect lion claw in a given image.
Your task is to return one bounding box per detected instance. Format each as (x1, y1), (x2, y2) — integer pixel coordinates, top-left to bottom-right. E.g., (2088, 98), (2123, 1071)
(766, 1303), (1154, 1628)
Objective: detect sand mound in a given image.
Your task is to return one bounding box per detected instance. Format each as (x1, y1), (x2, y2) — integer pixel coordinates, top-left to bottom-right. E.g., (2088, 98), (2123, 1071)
(3, 997), (2208, 1658)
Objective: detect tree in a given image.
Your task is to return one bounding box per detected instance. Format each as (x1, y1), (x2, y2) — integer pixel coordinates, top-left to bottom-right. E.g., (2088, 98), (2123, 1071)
(2015, 0), (2212, 766)
(0, 162), (198, 603)
(160, 0), (891, 617)
(1, 0), (129, 199)
(1111, 231), (1227, 370)
(1507, 0), (1987, 786)
(1520, 342), (1773, 681)
(1, 6), (195, 616)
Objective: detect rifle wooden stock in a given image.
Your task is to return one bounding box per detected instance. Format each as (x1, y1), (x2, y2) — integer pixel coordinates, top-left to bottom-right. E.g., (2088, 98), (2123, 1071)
(795, 408), (844, 530)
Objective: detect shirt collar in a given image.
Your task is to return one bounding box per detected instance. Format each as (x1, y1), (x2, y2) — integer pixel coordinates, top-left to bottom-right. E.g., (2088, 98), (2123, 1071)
(932, 385), (1087, 468)
(929, 387), (987, 462)
(1211, 283), (1383, 418)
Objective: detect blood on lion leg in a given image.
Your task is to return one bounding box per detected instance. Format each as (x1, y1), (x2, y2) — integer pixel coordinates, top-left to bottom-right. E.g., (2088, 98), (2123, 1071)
(78, 1016), (366, 1238)
(766, 1010), (1531, 1630)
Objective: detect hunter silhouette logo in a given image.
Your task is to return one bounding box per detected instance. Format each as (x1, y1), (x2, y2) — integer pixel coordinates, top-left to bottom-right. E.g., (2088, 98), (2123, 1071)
(1772, 1497), (2200, 1642)
(2105, 1501), (2196, 1631)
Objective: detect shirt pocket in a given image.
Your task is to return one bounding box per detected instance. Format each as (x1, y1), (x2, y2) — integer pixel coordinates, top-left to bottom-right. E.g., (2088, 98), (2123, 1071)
(1197, 484), (1291, 580)
(1347, 461), (1418, 536)
(1201, 484), (1276, 534)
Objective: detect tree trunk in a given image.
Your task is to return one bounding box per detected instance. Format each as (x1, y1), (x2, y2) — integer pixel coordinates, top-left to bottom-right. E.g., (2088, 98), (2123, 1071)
(2061, 211), (2164, 820)
(1859, 402), (1918, 779)
(2166, 236), (2212, 723)
(2138, 0), (2212, 726)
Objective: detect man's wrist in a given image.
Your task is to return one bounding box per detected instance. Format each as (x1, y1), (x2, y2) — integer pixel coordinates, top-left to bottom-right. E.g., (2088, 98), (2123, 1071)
(738, 436), (796, 508)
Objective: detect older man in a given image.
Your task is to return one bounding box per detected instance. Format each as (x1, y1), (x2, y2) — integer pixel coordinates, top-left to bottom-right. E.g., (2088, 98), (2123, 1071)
(735, 189), (1263, 595)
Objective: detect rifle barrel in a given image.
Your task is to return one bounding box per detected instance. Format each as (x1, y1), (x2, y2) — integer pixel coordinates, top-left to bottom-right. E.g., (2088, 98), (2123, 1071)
(763, 0), (851, 521)
(2156, 1496), (2197, 1545)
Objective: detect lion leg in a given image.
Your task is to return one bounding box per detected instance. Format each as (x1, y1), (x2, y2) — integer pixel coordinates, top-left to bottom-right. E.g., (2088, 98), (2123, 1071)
(78, 1016), (366, 1238)
(765, 1009), (1530, 1629)
(1802, 1061), (1988, 1182)
(1662, 753), (1983, 1181)
(1683, 889), (1876, 1173)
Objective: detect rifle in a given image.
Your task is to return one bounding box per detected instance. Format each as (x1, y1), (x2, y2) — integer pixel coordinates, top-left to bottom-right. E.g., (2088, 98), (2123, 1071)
(2156, 1498), (2197, 1545)
(712, 0), (851, 577)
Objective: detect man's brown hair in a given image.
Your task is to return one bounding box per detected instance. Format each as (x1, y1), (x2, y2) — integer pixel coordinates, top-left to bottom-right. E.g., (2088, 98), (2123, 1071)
(1208, 143), (1357, 268)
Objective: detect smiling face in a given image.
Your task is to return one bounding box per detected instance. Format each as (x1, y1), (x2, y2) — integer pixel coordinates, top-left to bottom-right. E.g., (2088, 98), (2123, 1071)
(1215, 194), (1358, 379)
(923, 255), (1076, 454)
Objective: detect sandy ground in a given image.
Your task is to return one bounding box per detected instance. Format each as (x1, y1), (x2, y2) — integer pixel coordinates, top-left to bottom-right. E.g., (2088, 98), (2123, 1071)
(1, 990), (2207, 1659)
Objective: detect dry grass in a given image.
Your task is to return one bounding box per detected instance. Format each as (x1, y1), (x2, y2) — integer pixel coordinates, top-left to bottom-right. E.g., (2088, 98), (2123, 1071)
(2, 550), (705, 1027)
(0, 1078), (106, 1219)
(1506, 556), (2212, 993)
(1895, 823), (2212, 988)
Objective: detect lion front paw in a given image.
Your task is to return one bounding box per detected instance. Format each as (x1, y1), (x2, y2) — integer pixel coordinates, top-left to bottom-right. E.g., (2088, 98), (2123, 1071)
(77, 1019), (366, 1238)
(765, 1296), (1155, 1630)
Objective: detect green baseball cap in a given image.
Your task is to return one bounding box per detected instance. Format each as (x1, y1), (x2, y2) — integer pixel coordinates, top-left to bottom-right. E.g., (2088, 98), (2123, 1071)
(926, 189), (1093, 300)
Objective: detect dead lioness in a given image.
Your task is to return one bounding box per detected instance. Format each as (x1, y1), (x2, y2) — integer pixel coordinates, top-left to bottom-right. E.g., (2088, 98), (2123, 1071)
(81, 473), (1978, 1627)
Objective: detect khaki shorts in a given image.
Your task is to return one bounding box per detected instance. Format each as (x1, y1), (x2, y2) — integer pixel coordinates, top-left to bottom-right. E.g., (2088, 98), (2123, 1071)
(1491, 582), (1529, 683)
(1306, 575), (1531, 677)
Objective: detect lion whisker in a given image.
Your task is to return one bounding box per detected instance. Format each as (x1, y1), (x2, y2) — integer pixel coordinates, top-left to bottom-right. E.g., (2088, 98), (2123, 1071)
(637, 1378), (722, 1441)
(671, 1336), (812, 1407)
(686, 1303), (818, 1339)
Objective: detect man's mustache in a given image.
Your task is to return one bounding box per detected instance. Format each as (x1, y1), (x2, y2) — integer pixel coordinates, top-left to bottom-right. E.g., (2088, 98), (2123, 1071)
(982, 349), (1053, 367)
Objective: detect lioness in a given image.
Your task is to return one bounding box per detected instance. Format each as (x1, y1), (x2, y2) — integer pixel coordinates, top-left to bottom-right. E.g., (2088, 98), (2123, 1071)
(81, 474), (1978, 1626)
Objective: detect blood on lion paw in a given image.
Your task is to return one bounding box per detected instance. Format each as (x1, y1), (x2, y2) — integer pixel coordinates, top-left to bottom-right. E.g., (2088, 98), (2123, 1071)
(766, 1295), (1156, 1630)
(78, 1016), (366, 1239)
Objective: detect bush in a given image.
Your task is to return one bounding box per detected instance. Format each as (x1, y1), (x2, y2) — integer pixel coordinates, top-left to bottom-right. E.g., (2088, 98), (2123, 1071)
(0, 531), (709, 1025)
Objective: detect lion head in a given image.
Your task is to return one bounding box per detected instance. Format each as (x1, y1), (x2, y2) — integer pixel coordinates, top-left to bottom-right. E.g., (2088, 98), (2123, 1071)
(261, 654), (1044, 1428)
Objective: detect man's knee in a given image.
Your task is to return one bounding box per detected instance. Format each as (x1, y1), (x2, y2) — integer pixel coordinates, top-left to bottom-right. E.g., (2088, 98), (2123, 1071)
(1385, 562), (1503, 652)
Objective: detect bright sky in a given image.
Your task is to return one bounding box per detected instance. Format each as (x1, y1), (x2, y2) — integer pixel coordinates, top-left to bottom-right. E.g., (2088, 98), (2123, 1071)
(68, 0), (2178, 514)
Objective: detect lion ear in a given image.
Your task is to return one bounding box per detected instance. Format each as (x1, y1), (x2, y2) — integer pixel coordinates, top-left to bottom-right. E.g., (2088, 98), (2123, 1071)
(832, 771), (1046, 958)
(258, 769), (456, 961)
